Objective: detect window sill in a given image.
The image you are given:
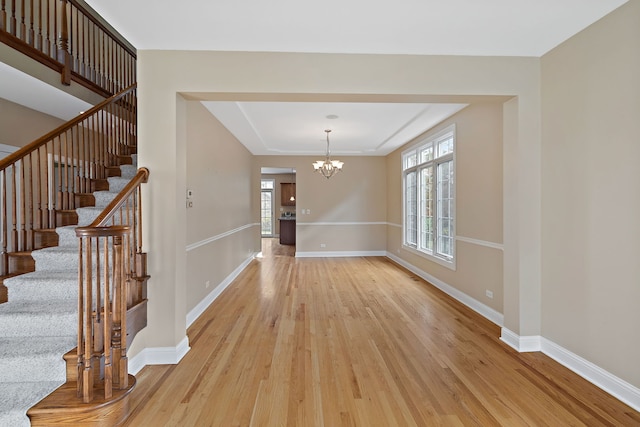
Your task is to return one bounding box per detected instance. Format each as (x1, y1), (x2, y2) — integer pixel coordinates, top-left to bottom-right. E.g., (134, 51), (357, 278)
(401, 244), (456, 271)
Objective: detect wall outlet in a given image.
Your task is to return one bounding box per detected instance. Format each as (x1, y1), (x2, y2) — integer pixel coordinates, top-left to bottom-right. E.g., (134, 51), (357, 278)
(186, 200), (194, 208)
(187, 189), (193, 199)
(320, 243), (326, 248)
(306, 209), (311, 214)
(205, 280), (210, 288)
(485, 290), (493, 299)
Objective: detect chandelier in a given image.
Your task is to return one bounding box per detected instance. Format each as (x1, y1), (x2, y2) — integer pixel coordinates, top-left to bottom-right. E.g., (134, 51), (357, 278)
(312, 129), (344, 179)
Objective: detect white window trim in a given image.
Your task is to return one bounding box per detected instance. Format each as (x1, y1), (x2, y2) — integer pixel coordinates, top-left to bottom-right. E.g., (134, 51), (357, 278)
(260, 179), (275, 237)
(401, 124), (457, 271)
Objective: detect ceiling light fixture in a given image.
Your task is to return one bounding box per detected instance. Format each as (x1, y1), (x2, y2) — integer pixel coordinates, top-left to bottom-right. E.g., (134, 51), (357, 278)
(312, 129), (344, 179)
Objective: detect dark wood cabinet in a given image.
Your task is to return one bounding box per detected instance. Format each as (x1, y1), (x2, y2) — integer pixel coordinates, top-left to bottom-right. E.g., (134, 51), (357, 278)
(281, 183), (296, 206)
(279, 219), (296, 245)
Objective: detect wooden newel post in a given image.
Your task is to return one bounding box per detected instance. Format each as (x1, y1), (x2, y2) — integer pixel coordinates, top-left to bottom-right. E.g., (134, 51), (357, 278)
(112, 234), (129, 391)
(57, 0), (71, 85)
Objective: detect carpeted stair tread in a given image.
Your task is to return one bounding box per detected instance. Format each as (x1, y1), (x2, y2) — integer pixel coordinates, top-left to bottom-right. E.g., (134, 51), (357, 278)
(107, 176), (131, 192)
(3, 270), (78, 301)
(120, 164), (137, 178)
(93, 190), (119, 208)
(53, 225), (82, 247)
(0, 299), (76, 337)
(76, 206), (104, 226)
(31, 246), (80, 271)
(0, 381), (63, 427)
(0, 336), (75, 383)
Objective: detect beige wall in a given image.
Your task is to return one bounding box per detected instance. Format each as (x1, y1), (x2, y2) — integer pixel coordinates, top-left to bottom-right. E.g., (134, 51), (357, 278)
(386, 102), (504, 312)
(541, 0), (640, 386)
(185, 101), (258, 313)
(255, 155), (388, 254)
(0, 97), (64, 148)
(136, 50), (541, 370)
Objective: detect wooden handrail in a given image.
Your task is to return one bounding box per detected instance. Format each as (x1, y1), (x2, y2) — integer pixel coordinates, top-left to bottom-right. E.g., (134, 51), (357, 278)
(0, 83), (136, 171)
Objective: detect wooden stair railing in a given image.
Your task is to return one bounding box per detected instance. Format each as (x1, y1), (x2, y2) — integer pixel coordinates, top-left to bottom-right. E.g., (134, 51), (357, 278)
(0, 83), (136, 279)
(0, 0), (136, 97)
(75, 166), (149, 403)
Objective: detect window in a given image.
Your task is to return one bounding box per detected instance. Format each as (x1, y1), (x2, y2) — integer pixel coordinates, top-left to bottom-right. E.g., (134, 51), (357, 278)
(261, 179), (275, 236)
(402, 125), (455, 268)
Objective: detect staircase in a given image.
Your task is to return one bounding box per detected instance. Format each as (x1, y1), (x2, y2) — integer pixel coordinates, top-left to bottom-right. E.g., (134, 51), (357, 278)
(0, 4), (148, 424)
(0, 160), (138, 426)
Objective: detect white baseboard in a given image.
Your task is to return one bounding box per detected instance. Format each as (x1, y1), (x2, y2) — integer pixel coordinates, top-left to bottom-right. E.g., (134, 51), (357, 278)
(500, 328), (640, 412)
(128, 336), (190, 375)
(500, 328), (541, 352)
(186, 252), (258, 328)
(386, 252), (504, 326)
(296, 250), (386, 258)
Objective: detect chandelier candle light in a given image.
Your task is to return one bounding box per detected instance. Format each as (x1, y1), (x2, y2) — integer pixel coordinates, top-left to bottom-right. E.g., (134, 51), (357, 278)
(313, 129), (344, 179)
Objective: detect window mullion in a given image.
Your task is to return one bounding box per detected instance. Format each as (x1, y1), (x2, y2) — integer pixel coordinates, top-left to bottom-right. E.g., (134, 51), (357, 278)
(433, 161), (439, 255)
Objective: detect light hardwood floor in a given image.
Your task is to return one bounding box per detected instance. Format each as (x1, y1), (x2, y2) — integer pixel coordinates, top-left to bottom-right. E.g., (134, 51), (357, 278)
(123, 239), (639, 426)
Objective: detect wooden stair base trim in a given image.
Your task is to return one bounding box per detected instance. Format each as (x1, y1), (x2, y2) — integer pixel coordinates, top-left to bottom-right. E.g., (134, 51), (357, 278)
(116, 155), (133, 165)
(8, 251), (36, 275)
(106, 166), (122, 177)
(0, 273), (23, 303)
(27, 375), (136, 427)
(56, 210), (79, 227)
(91, 179), (110, 192)
(34, 229), (60, 249)
(75, 194), (96, 208)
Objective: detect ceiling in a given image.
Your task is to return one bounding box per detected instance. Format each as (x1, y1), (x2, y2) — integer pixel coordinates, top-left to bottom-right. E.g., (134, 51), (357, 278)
(2, 1), (628, 156)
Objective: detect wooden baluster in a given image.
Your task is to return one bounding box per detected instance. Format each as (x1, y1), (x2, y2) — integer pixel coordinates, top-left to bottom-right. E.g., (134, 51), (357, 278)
(19, 0), (25, 39)
(79, 117), (86, 194)
(46, 140), (53, 228)
(25, 154), (33, 250)
(61, 131), (67, 210)
(103, 236), (112, 398)
(99, 110), (106, 178)
(1, 170), (7, 275)
(10, 163), (17, 255)
(71, 4), (77, 72)
(57, 0), (70, 85)
(55, 135), (62, 213)
(91, 22), (96, 82)
(64, 130), (70, 209)
(46, 0), (52, 56)
(100, 27), (106, 88)
(36, 0), (42, 49)
(36, 146), (43, 230)
(28, 0), (35, 45)
(0, 0), (6, 31)
(9, 0), (15, 35)
(79, 12), (85, 77)
(19, 158), (26, 252)
(76, 236), (84, 397)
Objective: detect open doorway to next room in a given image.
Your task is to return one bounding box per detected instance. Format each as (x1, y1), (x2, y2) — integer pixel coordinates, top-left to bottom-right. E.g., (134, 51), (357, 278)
(260, 167), (296, 256)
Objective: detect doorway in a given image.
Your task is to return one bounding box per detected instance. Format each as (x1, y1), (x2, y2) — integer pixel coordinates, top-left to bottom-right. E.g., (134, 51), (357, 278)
(260, 167), (296, 255)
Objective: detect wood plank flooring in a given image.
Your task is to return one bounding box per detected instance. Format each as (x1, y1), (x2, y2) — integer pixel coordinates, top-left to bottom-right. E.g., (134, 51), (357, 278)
(123, 239), (640, 426)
